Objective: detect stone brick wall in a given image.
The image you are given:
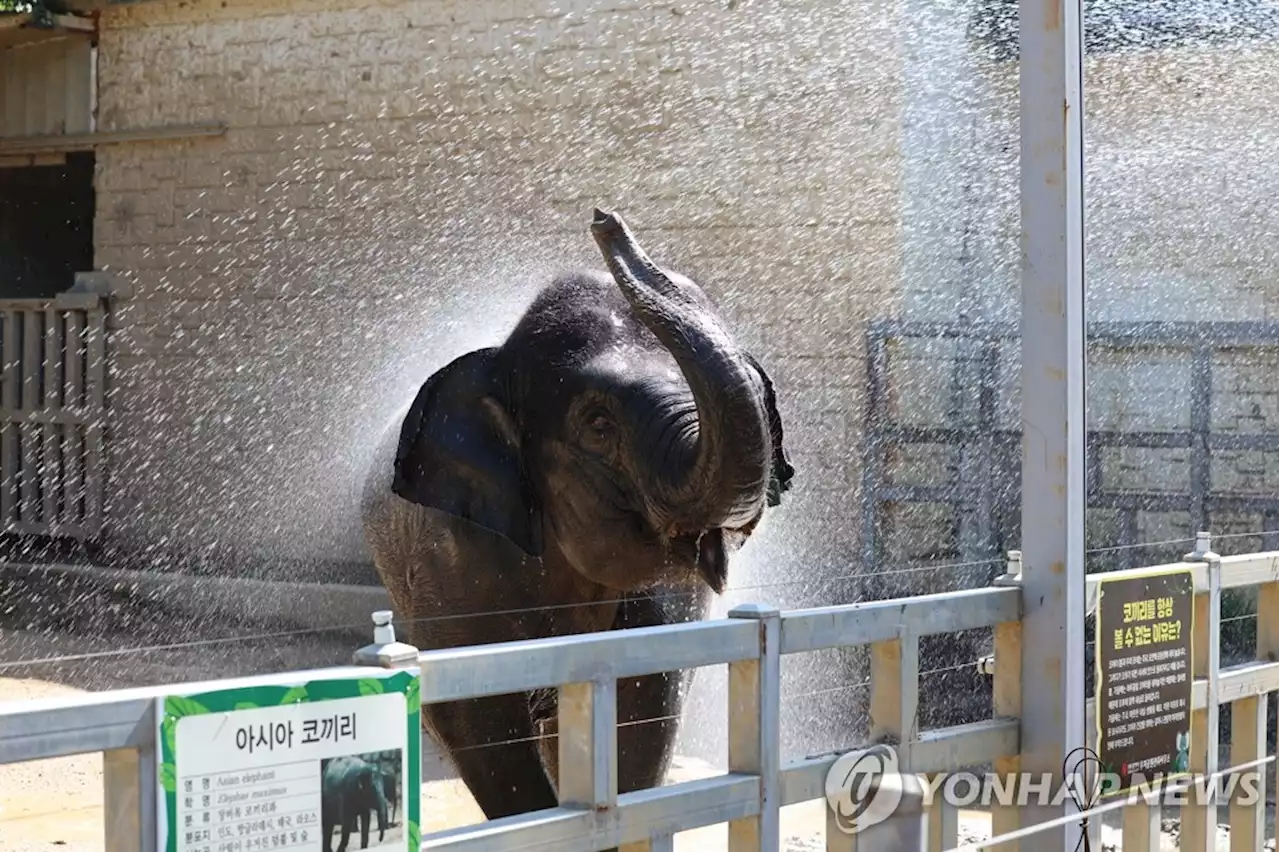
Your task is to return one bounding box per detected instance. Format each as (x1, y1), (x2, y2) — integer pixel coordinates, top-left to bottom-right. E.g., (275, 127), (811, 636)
(92, 0), (906, 595)
(877, 30), (1278, 585)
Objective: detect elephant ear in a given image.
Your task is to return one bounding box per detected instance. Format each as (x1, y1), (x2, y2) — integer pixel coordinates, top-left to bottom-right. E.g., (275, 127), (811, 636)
(742, 351), (794, 507)
(391, 347), (543, 555)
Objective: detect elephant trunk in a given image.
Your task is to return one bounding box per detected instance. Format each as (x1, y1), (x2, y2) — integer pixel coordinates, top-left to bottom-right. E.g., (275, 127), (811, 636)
(590, 209), (770, 584)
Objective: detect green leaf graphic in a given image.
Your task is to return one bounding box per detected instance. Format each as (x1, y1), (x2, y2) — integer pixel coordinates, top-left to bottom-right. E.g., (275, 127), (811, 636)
(358, 678), (385, 697)
(408, 820), (420, 851)
(280, 686), (308, 705)
(164, 695), (209, 720)
(405, 677), (420, 710)
(234, 702), (257, 711)
(163, 718), (177, 761)
(160, 762), (176, 793)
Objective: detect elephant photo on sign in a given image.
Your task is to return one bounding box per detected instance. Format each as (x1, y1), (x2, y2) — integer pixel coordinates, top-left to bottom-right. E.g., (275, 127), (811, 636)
(361, 209), (794, 822)
(319, 751), (404, 852)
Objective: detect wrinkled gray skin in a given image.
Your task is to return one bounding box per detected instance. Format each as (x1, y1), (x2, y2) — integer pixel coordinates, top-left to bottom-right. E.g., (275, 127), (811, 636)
(360, 209), (793, 827)
(321, 756), (388, 852)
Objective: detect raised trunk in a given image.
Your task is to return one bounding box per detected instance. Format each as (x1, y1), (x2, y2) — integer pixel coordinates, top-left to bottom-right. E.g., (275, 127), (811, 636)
(590, 209), (770, 538)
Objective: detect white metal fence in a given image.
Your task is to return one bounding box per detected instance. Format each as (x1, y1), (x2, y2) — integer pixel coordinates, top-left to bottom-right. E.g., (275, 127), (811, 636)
(1, 541), (1274, 852)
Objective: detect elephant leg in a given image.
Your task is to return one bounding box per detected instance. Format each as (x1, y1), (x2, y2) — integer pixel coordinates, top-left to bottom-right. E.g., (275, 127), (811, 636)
(359, 808), (370, 849)
(322, 813), (335, 852)
(336, 810), (352, 852)
(427, 692), (560, 819)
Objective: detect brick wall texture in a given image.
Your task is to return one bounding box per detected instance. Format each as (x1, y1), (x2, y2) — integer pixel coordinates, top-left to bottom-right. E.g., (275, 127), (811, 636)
(84, 0), (1276, 762)
(93, 0), (906, 586)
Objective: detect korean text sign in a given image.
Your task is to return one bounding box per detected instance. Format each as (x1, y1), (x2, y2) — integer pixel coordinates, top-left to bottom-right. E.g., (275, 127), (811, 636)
(1094, 566), (1194, 797)
(155, 668), (421, 852)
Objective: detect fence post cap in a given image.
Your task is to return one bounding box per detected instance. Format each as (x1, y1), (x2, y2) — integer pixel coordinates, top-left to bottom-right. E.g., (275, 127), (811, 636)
(353, 610), (419, 669)
(1183, 531), (1220, 563)
(728, 602), (781, 619)
(994, 550), (1023, 586)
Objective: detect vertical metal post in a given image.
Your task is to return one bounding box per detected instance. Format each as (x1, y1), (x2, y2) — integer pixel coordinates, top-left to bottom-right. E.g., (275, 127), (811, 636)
(558, 678), (618, 809)
(1017, 0), (1088, 846)
(1182, 533), (1220, 852)
(103, 741), (158, 852)
(727, 603), (782, 852)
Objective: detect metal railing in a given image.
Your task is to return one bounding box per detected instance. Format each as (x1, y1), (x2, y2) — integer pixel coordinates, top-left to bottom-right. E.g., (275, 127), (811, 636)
(0, 586), (1019, 851)
(0, 542), (1275, 852)
(978, 536), (1279, 852)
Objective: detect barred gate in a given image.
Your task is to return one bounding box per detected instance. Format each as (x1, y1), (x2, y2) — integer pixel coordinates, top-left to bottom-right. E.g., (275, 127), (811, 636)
(0, 292), (107, 540)
(860, 319), (1280, 585)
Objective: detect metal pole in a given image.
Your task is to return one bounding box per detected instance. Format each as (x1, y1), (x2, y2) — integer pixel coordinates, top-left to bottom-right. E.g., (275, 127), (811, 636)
(1017, 0), (1088, 846)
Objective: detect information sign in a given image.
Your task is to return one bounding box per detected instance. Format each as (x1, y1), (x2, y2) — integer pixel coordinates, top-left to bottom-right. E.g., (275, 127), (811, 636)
(156, 668), (420, 852)
(1094, 566), (1194, 797)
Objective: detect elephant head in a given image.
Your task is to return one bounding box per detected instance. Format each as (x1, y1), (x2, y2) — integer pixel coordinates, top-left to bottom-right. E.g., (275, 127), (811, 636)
(390, 209), (793, 594)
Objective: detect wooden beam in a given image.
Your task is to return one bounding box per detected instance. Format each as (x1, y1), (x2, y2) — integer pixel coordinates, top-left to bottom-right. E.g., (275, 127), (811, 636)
(0, 123), (226, 155)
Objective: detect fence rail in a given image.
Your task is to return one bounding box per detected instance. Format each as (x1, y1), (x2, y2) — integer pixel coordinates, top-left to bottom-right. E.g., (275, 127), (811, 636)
(0, 292), (107, 540)
(0, 542), (1276, 852)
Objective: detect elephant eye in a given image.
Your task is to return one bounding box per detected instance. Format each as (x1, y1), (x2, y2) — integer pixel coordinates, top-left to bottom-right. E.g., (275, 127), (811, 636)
(582, 409), (615, 441)
(587, 413), (613, 434)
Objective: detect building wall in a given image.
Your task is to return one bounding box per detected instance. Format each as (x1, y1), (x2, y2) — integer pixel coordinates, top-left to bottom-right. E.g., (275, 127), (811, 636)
(92, 0), (907, 593)
(883, 15), (1278, 582)
(85, 0), (1277, 764)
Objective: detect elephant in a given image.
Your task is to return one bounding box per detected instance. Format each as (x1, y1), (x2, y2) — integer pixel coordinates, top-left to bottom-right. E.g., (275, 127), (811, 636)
(320, 755), (389, 852)
(360, 208), (794, 824)
(380, 767), (398, 826)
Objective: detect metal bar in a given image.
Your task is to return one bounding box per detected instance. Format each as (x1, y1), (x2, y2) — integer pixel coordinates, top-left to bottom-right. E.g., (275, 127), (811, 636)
(864, 318), (1277, 346)
(556, 678), (617, 809)
(1120, 796), (1161, 852)
(1189, 347), (1212, 535)
(0, 310), (18, 527)
(103, 743), (158, 852)
(19, 310), (40, 525)
(780, 587), (1020, 655)
(417, 620), (760, 704)
(779, 718), (1021, 807)
(83, 306), (105, 535)
(1080, 552), (1279, 593)
(420, 774), (760, 852)
(867, 486), (1278, 513)
(949, 334), (976, 565)
(42, 308), (62, 528)
(1226, 696), (1267, 851)
(975, 342), (999, 561)
(1118, 510), (1139, 572)
(861, 327), (890, 578)
(726, 604), (781, 852)
(0, 665), (378, 763)
(1017, 0), (1088, 847)
(1204, 557), (1221, 778)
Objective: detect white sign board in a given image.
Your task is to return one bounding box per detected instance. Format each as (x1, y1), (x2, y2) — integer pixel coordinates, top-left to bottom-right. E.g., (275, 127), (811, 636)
(155, 668), (421, 852)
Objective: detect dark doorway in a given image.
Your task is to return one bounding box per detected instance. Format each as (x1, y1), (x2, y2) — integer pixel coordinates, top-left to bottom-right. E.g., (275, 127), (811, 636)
(0, 151), (95, 299)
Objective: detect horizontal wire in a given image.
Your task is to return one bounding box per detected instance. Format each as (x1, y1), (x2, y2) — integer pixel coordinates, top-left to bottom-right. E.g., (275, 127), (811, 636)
(0, 556), (1005, 671)
(1, 527), (1272, 670)
(1086, 536), (1201, 554)
(445, 711), (686, 755)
